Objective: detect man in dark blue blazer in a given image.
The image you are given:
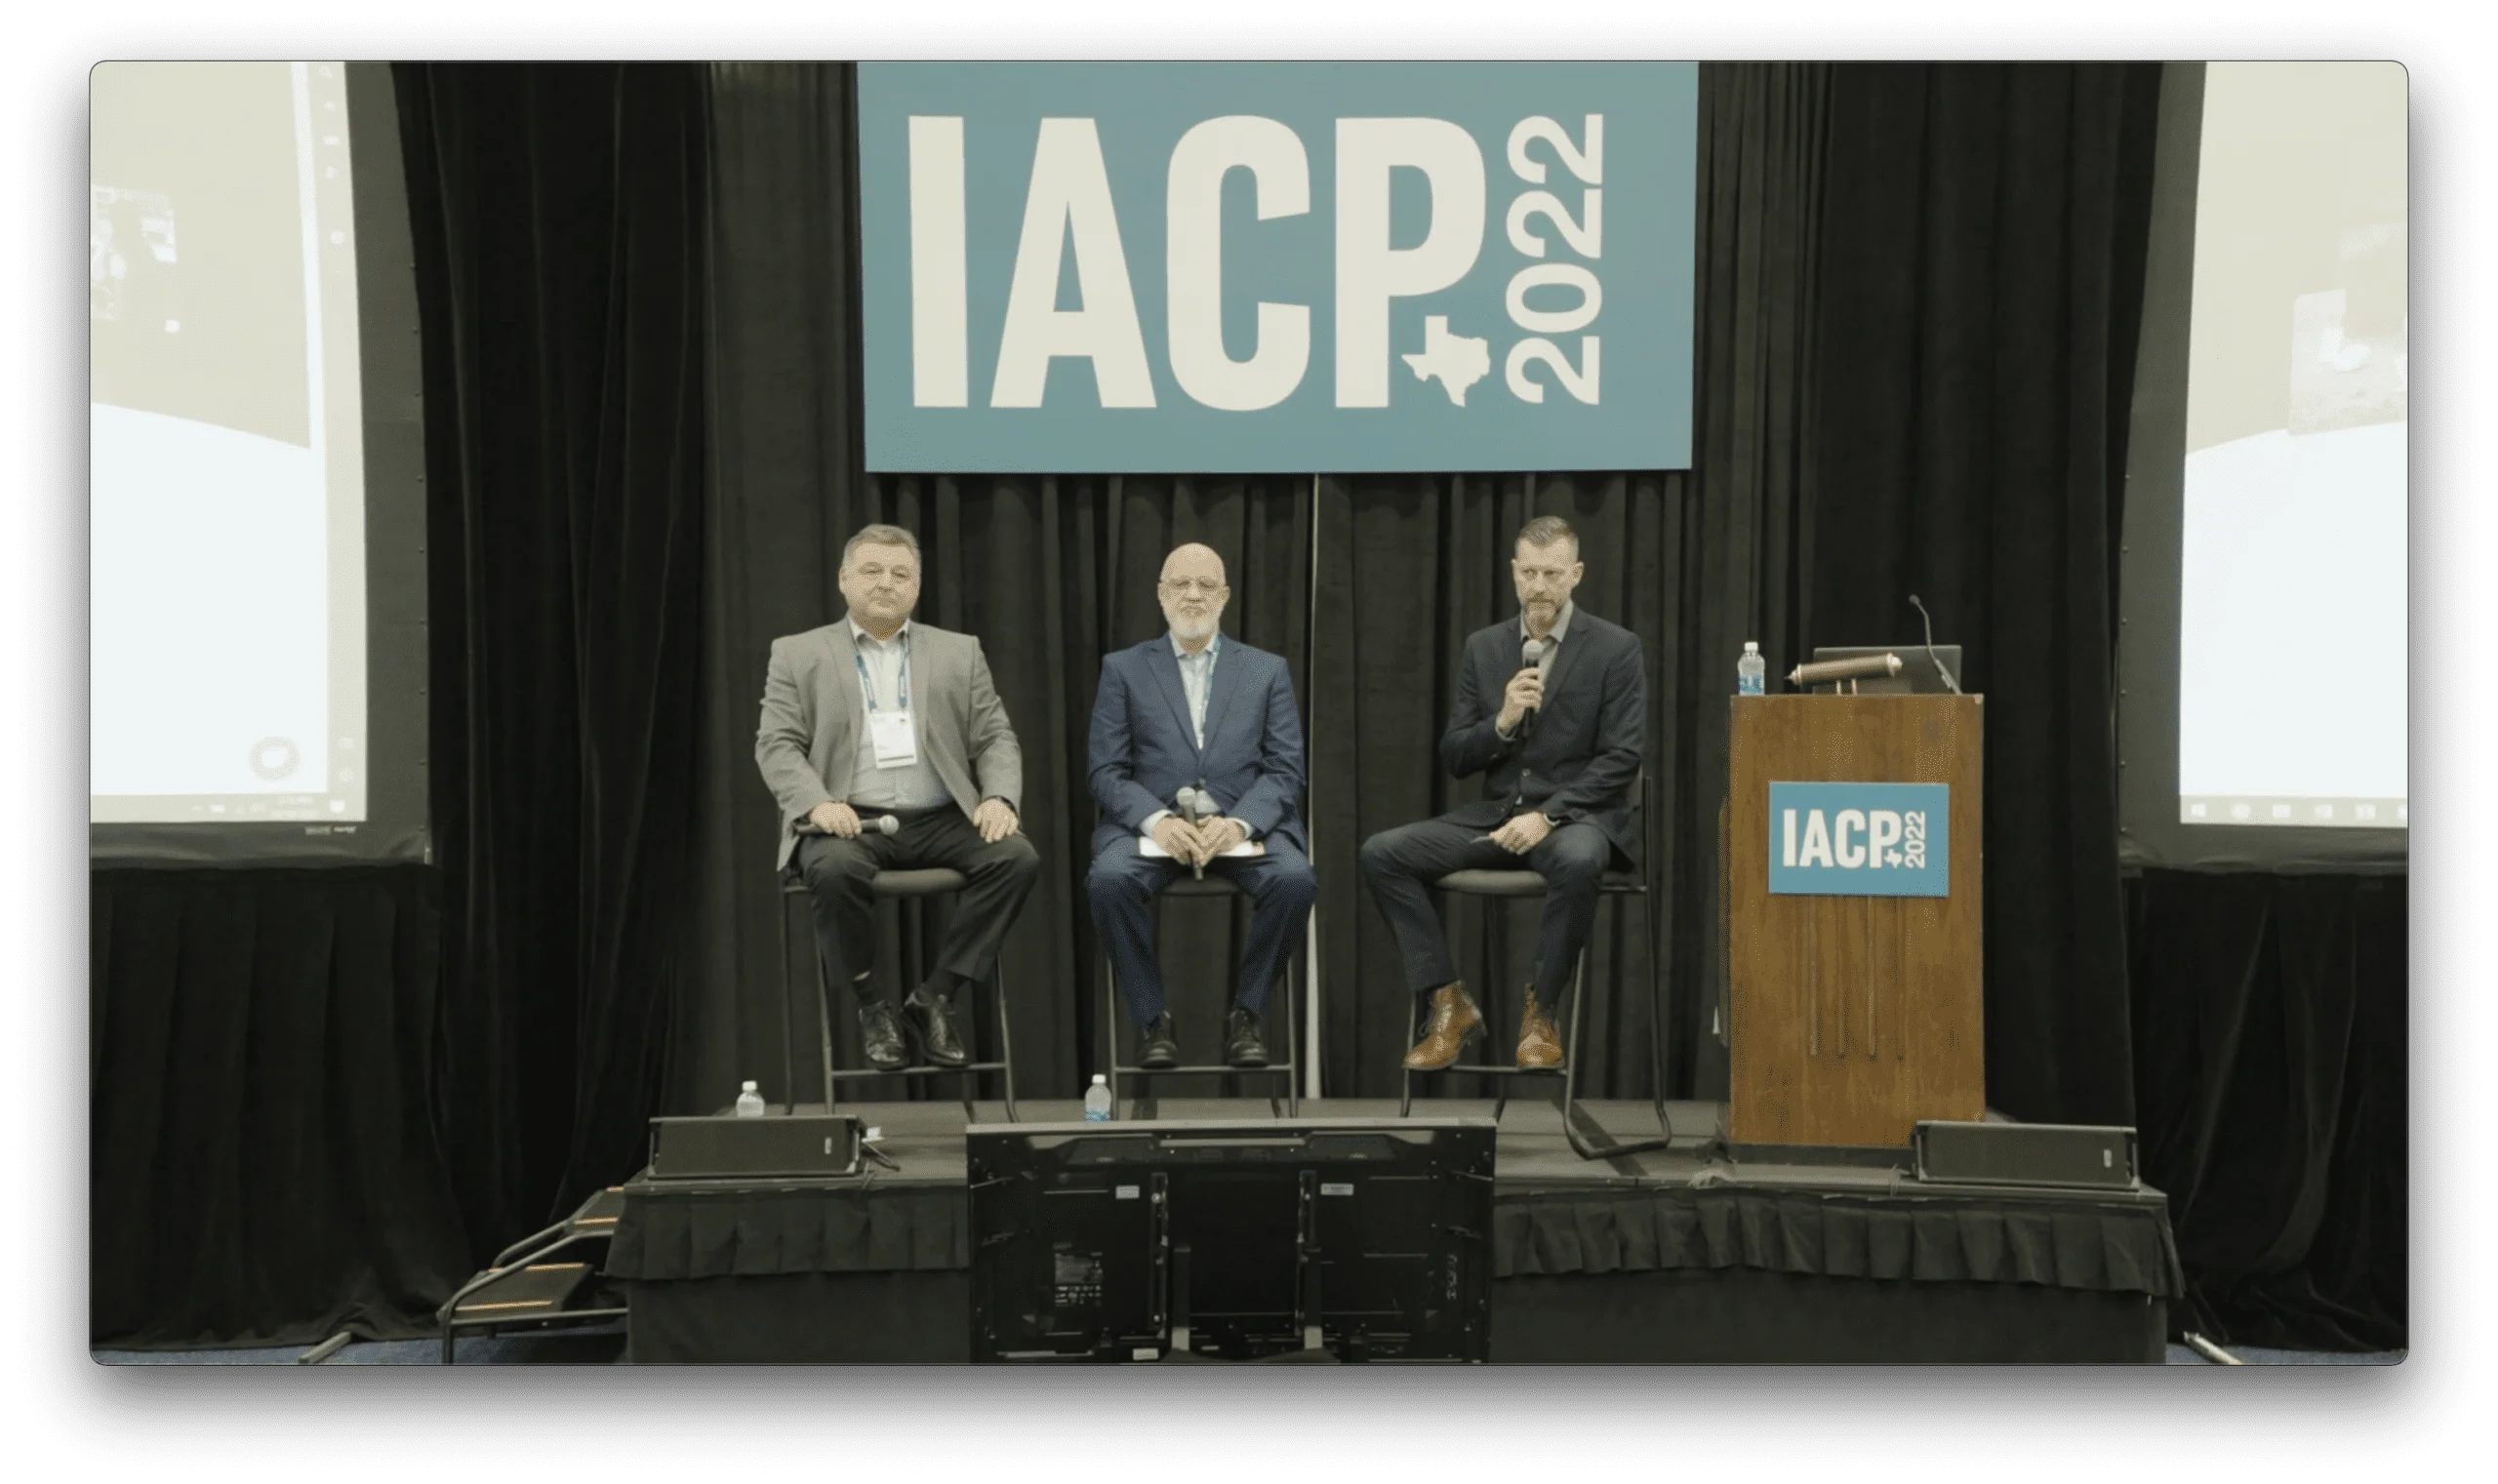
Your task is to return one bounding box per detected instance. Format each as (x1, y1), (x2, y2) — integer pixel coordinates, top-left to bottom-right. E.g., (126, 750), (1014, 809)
(1087, 543), (1314, 1070)
(1359, 515), (1647, 1072)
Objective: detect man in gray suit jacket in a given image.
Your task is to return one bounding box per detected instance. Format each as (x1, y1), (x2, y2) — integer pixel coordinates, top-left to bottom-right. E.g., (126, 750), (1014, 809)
(756, 523), (1039, 1071)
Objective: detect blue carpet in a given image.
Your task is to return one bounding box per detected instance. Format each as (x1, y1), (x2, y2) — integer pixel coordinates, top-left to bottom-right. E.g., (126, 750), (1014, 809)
(94, 1321), (627, 1366)
(2162, 1343), (2404, 1365)
(99, 1328), (2402, 1365)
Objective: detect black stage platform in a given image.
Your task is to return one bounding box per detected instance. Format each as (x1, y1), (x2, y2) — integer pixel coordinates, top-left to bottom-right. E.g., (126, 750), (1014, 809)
(604, 1098), (2180, 1363)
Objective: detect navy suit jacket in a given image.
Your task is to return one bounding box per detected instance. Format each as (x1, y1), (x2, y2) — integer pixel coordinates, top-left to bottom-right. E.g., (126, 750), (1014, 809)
(1087, 634), (1308, 860)
(1438, 609), (1646, 866)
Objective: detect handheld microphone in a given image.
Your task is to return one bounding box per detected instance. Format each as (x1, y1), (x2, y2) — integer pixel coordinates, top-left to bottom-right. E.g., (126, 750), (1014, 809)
(1906, 594), (1963, 695)
(1174, 784), (1223, 879)
(1517, 636), (1548, 739)
(796, 811), (899, 837)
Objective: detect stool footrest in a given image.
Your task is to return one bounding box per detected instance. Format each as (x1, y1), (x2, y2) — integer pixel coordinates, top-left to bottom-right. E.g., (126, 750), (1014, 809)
(1111, 1063), (1297, 1078)
(826, 1061), (1010, 1080)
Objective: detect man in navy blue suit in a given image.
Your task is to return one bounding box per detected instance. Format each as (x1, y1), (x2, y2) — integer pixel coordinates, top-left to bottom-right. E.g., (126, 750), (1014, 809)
(1359, 515), (1647, 1073)
(1087, 543), (1314, 1070)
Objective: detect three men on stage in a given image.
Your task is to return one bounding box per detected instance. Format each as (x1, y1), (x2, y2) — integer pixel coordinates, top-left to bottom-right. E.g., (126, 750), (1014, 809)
(1084, 543), (1316, 1070)
(1357, 515), (1648, 1072)
(756, 523), (1040, 1071)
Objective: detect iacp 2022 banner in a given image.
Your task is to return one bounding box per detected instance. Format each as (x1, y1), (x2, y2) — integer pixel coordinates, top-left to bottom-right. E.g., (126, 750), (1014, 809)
(857, 62), (1698, 474)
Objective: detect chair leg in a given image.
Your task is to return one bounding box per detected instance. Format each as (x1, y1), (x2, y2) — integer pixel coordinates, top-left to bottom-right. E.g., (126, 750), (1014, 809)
(817, 950), (836, 1117)
(1560, 897), (1674, 1162)
(1101, 951), (1123, 1121)
(1644, 889), (1672, 1145)
(994, 961), (1019, 1124)
(778, 894), (796, 1114)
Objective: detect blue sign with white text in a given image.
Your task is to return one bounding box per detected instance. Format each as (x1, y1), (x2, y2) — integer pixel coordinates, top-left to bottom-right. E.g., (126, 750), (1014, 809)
(1767, 782), (1951, 898)
(857, 62), (1698, 472)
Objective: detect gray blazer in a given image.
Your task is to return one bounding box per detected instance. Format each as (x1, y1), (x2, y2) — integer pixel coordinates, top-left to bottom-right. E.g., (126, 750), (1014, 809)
(754, 620), (1025, 871)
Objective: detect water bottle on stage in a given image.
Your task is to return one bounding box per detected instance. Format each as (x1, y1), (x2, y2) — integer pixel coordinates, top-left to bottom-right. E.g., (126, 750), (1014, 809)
(1083, 1074), (1112, 1123)
(735, 1080), (766, 1118)
(1737, 640), (1766, 696)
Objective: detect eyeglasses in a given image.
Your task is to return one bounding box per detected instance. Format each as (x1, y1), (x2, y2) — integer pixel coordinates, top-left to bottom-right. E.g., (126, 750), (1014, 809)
(1159, 579), (1227, 597)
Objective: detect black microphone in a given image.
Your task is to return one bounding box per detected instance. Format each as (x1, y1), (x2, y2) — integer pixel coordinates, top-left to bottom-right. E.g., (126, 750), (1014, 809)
(1516, 635), (1548, 740)
(1905, 594), (1963, 695)
(798, 811), (898, 837)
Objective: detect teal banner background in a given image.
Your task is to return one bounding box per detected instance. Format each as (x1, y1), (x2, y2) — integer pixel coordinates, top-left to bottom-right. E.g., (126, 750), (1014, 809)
(857, 62), (1697, 473)
(1766, 782), (1953, 899)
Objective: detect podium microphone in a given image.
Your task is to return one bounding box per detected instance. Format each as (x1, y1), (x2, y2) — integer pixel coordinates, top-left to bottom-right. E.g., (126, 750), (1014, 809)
(1906, 594), (1963, 695)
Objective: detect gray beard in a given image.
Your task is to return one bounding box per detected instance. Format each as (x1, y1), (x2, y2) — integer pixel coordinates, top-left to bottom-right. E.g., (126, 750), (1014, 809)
(1168, 610), (1222, 647)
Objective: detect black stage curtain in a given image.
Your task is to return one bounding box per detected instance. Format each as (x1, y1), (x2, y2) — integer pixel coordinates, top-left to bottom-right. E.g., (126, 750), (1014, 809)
(2128, 870), (2406, 1350)
(396, 62), (710, 1238)
(1810, 63), (2160, 1128)
(89, 867), (471, 1345)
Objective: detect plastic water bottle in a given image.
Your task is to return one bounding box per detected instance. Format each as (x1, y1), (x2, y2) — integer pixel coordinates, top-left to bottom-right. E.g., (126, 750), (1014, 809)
(1083, 1073), (1113, 1123)
(735, 1079), (766, 1118)
(1737, 640), (1766, 696)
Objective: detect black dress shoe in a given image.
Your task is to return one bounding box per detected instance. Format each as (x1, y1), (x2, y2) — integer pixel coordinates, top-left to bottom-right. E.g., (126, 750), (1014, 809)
(858, 999), (907, 1071)
(904, 985), (969, 1067)
(1224, 1006), (1269, 1068)
(1138, 1014), (1179, 1070)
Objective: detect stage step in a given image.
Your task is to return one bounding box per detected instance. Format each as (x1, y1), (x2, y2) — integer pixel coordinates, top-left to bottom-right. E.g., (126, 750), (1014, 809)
(452, 1261), (595, 1320)
(439, 1186), (632, 1363)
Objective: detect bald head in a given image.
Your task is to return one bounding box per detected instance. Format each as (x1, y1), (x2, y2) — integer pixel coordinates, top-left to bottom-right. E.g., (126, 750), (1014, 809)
(1160, 542), (1226, 585)
(1156, 543), (1229, 651)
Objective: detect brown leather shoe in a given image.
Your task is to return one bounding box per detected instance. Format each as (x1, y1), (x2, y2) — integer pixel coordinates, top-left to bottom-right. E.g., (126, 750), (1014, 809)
(1516, 986), (1563, 1069)
(1402, 983), (1483, 1071)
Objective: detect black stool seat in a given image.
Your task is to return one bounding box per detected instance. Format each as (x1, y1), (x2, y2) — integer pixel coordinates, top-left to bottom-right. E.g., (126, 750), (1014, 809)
(867, 867), (972, 898)
(1159, 872), (1254, 898)
(1432, 868), (1642, 897)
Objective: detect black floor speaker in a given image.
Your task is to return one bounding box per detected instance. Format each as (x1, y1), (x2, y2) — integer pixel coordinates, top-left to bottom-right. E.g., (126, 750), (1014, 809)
(1912, 1120), (2139, 1190)
(648, 1113), (864, 1180)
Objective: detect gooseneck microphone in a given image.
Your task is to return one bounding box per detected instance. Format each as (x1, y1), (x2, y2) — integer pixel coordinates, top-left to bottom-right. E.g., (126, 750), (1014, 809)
(1906, 594), (1963, 695)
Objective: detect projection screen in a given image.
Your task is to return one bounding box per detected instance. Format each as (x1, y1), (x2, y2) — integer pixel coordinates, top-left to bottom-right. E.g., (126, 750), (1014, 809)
(2118, 60), (2408, 870)
(89, 61), (427, 863)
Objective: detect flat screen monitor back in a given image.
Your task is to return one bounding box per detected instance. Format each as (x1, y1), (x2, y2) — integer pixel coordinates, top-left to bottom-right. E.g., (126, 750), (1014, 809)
(1811, 644), (1964, 695)
(967, 1118), (1495, 1363)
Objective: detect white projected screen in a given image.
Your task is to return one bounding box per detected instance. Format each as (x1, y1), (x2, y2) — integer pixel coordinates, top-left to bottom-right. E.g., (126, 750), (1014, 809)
(2177, 62), (2406, 830)
(90, 62), (368, 824)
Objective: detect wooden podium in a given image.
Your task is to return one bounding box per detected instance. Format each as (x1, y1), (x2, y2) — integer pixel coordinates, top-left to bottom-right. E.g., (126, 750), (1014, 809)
(1725, 695), (1985, 1148)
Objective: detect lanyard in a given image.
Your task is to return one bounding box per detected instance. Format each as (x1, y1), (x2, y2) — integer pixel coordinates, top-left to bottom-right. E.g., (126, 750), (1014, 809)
(854, 629), (910, 712)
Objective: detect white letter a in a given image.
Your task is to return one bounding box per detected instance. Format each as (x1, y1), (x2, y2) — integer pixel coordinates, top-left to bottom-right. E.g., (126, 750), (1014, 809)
(990, 118), (1156, 408)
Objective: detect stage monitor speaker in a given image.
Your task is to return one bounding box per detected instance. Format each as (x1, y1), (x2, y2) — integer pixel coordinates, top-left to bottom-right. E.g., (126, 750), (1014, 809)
(648, 1113), (863, 1180)
(1913, 1120), (2139, 1190)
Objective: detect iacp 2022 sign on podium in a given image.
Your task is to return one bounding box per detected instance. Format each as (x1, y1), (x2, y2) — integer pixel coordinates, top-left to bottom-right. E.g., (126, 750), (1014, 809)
(857, 63), (1699, 473)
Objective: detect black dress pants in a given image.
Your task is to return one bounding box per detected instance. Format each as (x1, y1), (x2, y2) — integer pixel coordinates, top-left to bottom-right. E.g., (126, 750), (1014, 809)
(794, 808), (1041, 999)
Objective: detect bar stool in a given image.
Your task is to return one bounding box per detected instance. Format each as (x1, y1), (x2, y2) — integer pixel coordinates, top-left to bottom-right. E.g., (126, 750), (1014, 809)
(778, 868), (1020, 1122)
(1397, 774), (1673, 1160)
(1100, 872), (1301, 1120)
